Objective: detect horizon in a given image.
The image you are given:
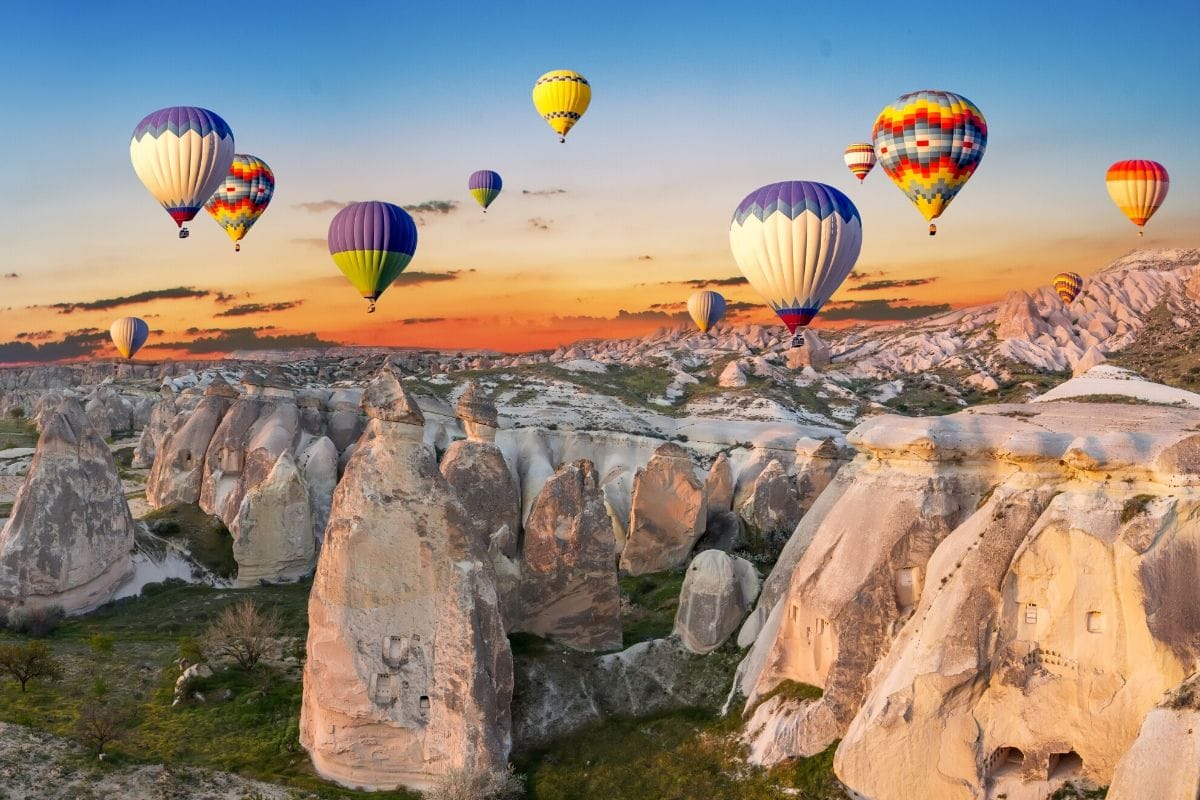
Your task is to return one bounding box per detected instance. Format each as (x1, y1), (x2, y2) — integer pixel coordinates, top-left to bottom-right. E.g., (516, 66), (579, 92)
(1, 1), (1198, 363)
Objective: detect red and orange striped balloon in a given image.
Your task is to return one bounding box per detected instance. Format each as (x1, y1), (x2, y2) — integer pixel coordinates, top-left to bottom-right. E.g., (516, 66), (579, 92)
(1105, 160), (1168, 236)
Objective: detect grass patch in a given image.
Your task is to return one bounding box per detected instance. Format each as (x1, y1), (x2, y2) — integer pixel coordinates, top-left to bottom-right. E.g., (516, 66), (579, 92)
(141, 503), (238, 579)
(1109, 301), (1200, 391)
(1119, 494), (1156, 524)
(748, 680), (823, 715)
(544, 364), (675, 409)
(965, 367), (1071, 406)
(519, 708), (845, 800)
(0, 502), (11, 518)
(0, 417), (37, 449)
(619, 572), (686, 647)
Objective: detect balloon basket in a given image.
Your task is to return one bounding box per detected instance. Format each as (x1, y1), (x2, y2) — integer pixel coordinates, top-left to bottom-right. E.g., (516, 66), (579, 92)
(928, 224), (937, 237)
(179, 227), (189, 239)
(790, 334), (804, 348)
(235, 243), (241, 252)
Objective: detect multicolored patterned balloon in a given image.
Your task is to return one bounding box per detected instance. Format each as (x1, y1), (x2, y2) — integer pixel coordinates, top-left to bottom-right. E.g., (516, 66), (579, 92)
(110, 317), (150, 360)
(872, 90), (986, 234)
(205, 154), (275, 251)
(327, 201), (418, 313)
(1106, 160), (1169, 237)
(130, 107), (235, 238)
(1053, 272), (1083, 304)
(687, 290), (726, 334)
(729, 181), (863, 338)
(468, 170), (503, 211)
(843, 143), (877, 183)
(532, 70), (591, 142)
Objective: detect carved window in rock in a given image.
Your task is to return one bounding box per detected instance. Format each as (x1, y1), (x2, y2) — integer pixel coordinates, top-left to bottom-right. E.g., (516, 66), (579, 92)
(1024, 604), (1038, 624)
(790, 604), (799, 623)
(183, 452), (194, 466)
(383, 635), (411, 667)
(219, 446), (242, 473)
(1048, 750), (1083, 780)
(1086, 611), (1103, 633)
(814, 618), (827, 636)
(988, 746), (1025, 777)
(373, 673), (394, 706)
(419, 695), (430, 711)
(894, 567), (920, 610)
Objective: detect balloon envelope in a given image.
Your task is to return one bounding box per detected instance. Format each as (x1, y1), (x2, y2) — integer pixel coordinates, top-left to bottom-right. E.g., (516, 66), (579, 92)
(130, 107), (235, 230)
(110, 317), (150, 360)
(687, 290), (726, 334)
(532, 70), (591, 141)
(468, 170), (503, 210)
(729, 181), (863, 334)
(844, 143), (877, 183)
(872, 90), (986, 224)
(327, 202), (418, 310)
(1053, 272), (1083, 304)
(205, 154), (275, 248)
(1106, 160), (1169, 233)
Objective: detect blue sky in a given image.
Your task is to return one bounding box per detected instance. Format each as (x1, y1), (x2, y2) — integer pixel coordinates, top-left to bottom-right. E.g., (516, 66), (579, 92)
(0, 0), (1197, 355)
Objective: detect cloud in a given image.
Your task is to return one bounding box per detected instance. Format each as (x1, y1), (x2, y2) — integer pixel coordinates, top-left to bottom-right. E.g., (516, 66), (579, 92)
(3, 273), (17, 279)
(0, 328), (108, 364)
(392, 270), (467, 286)
(847, 270), (883, 282)
(293, 237), (329, 249)
(723, 301), (760, 313)
(185, 326), (276, 335)
(847, 277), (938, 292)
(213, 291), (241, 305)
(397, 317), (447, 325)
(293, 200), (352, 213)
(521, 188), (567, 197)
(46, 287), (210, 314)
(649, 302), (686, 311)
(14, 330), (54, 341)
(636, 255), (653, 261)
(666, 276), (749, 288)
(528, 217), (552, 231)
(403, 200), (458, 217)
(157, 327), (339, 354)
(819, 300), (952, 321)
(215, 301), (304, 317)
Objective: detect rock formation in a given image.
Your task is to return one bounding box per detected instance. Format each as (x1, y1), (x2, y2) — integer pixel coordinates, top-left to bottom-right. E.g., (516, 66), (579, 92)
(620, 443), (706, 575)
(1107, 673), (1200, 800)
(736, 459), (802, 553)
(231, 452), (314, 587)
(297, 436), (338, 546)
(301, 368), (512, 792)
(674, 550), (759, 654)
(704, 452), (734, 517)
(132, 387), (177, 469)
(147, 378), (237, 507)
(0, 396), (135, 614)
(513, 459), (621, 651)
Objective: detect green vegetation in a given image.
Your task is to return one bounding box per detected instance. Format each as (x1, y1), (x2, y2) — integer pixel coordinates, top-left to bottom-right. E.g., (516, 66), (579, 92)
(1120, 494), (1157, 524)
(884, 378), (964, 416)
(518, 709), (845, 800)
(544, 364), (674, 408)
(748, 679), (824, 715)
(964, 367), (1072, 406)
(141, 503), (238, 579)
(619, 571), (686, 647)
(1048, 783), (1108, 800)
(1109, 302), (1200, 391)
(0, 416), (37, 449)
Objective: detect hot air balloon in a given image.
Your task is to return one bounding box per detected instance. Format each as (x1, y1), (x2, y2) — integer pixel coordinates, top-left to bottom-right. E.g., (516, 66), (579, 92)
(687, 290), (726, 334)
(1053, 272), (1083, 305)
(532, 70), (591, 143)
(110, 317), (150, 360)
(872, 90), (987, 235)
(729, 181), (863, 347)
(468, 170), (503, 211)
(844, 143), (877, 183)
(1106, 160), (1169, 237)
(204, 154), (275, 251)
(327, 201), (418, 313)
(130, 107), (235, 239)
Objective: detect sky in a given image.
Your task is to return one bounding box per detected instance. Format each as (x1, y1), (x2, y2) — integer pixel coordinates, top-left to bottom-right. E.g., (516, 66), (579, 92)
(0, 0), (1197, 362)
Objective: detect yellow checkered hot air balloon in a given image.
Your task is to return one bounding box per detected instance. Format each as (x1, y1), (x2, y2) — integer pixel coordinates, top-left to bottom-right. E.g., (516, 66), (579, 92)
(1053, 272), (1083, 305)
(532, 70), (591, 143)
(872, 90), (987, 236)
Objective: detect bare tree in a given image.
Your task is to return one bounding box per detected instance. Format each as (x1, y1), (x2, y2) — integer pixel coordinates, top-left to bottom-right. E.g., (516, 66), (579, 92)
(0, 641), (62, 692)
(425, 764), (525, 800)
(200, 599), (281, 672)
(75, 702), (129, 757)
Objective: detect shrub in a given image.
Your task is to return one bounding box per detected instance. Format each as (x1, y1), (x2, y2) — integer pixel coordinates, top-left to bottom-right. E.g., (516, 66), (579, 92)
(8, 407), (24, 419)
(0, 640), (63, 692)
(200, 599), (281, 672)
(5, 604), (64, 636)
(75, 702), (129, 757)
(425, 764), (525, 800)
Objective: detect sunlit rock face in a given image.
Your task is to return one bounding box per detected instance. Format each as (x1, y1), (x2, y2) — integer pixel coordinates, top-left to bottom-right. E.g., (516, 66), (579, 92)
(735, 400), (1200, 800)
(620, 442), (706, 576)
(0, 396), (135, 614)
(1107, 673), (1200, 800)
(300, 368), (512, 792)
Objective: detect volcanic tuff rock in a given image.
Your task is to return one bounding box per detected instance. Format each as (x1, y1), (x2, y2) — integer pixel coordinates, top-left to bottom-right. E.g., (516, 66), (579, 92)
(1107, 673), (1200, 800)
(704, 452), (734, 517)
(132, 388), (177, 468)
(147, 393), (234, 507)
(83, 384), (134, 440)
(456, 380), (499, 441)
(674, 550), (759, 654)
(731, 400), (1200, 799)
(440, 438), (520, 559)
(511, 459), (621, 651)
(0, 396), (135, 614)
(296, 436), (337, 546)
(231, 451), (314, 587)
(735, 459), (803, 552)
(620, 442), (706, 576)
(300, 368), (512, 792)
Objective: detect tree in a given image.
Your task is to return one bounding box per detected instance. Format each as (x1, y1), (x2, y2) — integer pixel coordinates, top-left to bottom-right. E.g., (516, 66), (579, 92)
(75, 702), (129, 757)
(426, 764), (525, 800)
(200, 599), (281, 672)
(0, 641), (63, 692)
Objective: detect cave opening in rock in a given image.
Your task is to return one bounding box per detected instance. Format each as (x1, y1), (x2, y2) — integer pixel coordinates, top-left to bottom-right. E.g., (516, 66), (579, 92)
(988, 746), (1025, 778)
(1048, 750), (1083, 780)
